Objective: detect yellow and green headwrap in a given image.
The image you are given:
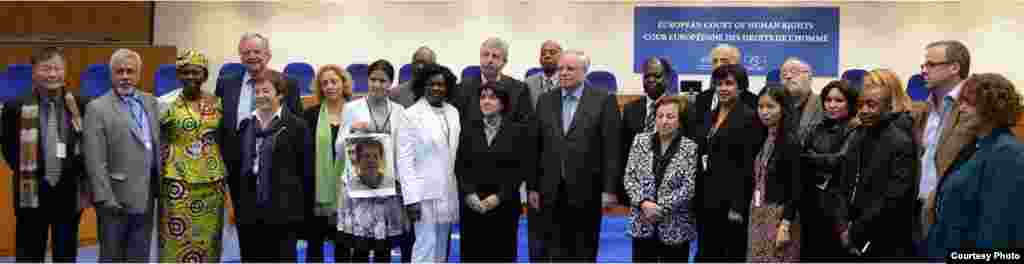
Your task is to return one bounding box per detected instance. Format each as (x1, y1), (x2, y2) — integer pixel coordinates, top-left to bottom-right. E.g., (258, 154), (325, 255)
(176, 49), (209, 72)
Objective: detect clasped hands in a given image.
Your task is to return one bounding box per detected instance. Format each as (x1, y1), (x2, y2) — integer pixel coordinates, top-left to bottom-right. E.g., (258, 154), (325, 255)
(465, 194), (501, 214)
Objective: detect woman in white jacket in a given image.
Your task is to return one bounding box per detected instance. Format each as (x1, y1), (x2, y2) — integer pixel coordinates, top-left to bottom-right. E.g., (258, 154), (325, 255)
(398, 63), (461, 262)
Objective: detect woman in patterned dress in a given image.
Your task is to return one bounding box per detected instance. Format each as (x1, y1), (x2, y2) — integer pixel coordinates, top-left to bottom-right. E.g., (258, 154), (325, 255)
(747, 86), (802, 262)
(624, 96), (699, 262)
(157, 50), (228, 262)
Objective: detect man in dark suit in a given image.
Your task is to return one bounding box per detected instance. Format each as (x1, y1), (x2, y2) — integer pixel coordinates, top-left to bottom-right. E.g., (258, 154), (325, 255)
(454, 37), (534, 125)
(236, 75), (313, 261)
(83, 49), (162, 262)
(214, 32), (300, 259)
(1, 47), (89, 263)
(621, 57), (672, 201)
(391, 46), (436, 108)
(530, 50), (621, 262)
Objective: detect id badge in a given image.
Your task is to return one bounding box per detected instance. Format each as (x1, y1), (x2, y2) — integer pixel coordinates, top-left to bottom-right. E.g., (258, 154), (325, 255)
(753, 190), (762, 207)
(56, 142), (67, 159)
(701, 154), (709, 171)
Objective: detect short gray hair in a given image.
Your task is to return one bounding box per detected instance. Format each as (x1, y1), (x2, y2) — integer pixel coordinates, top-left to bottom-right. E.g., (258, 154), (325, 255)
(711, 43), (742, 60)
(481, 37), (510, 61)
(109, 48), (142, 71)
(782, 56), (813, 74)
(240, 32), (270, 50)
(412, 46), (437, 63)
(563, 49), (590, 72)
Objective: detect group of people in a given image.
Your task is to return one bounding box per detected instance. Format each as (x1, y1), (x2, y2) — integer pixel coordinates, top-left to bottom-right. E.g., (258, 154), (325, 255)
(2, 33), (1022, 264)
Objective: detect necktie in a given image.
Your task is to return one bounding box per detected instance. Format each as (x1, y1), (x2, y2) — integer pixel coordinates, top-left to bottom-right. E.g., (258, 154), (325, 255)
(545, 79), (556, 92)
(644, 103), (656, 133)
(563, 94), (577, 134)
(126, 96), (151, 149)
(249, 79), (257, 113)
(44, 101), (60, 186)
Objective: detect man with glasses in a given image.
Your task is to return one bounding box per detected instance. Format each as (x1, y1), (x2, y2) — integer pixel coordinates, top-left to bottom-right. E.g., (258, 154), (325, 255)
(780, 57), (824, 143)
(911, 40), (972, 259)
(392, 46), (437, 108)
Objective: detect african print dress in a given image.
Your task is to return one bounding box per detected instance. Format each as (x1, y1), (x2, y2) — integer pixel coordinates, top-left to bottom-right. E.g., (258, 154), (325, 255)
(158, 95), (227, 263)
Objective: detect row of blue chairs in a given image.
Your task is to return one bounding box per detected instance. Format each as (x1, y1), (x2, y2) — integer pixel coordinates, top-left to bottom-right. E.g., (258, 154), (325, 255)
(1, 63), (931, 103)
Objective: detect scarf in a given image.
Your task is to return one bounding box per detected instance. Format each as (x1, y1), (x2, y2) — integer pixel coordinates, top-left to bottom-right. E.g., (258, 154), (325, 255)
(18, 89), (82, 208)
(315, 103), (345, 216)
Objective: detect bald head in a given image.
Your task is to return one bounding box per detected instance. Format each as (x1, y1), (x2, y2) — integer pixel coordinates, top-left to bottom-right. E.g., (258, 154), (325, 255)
(540, 40), (563, 75)
(710, 44), (741, 70)
(557, 50), (589, 89)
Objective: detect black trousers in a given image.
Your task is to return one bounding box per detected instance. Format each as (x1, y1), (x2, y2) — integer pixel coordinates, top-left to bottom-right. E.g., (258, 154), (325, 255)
(696, 207), (748, 262)
(527, 207), (547, 262)
(460, 200), (521, 262)
(541, 180), (602, 263)
(240, 223), (298, 262)
(633, 236), (690, 263)
(16, 180), (83, 263)
(339, 232), (395, 263)
(305, 214), (342, 262)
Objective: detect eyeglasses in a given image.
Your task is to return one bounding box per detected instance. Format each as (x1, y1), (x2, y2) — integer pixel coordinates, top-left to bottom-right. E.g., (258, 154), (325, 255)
(781, 69), (810, 76)
(920, 61), (952, 69)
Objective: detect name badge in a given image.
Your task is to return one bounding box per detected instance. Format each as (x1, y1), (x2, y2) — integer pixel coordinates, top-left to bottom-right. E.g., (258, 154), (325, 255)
(56, 142), (67, 159)
(753, 190), (762, 207)
(701, 154), (709, 171)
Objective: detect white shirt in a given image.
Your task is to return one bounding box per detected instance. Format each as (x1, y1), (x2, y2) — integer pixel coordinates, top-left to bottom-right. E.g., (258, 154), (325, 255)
(237, 71), (254, 129)
(919, 81), (962, 199)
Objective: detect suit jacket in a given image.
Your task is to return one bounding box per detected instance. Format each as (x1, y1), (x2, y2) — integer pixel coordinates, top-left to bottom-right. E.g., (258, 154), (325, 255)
(389, 81), (416, 108)
(910, 96), (973, 189)
(623, 132), (699, 245)
(454, 74), (534, 125)
(692, 101), (764, 215)
(532, 84), (621, 209)
(237, 108), (313, 225)
(685, 88), (757, 139)
(525, 72), (557, 110)
(83, 91), (162, 213)
(840, 112), (918, 255)
(455, 118), (535, 206)
(214, 70), (300, 210)
(2, 91), (91, 214)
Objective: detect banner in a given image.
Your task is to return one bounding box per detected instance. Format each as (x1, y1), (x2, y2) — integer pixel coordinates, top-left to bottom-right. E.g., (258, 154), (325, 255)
(634, 6), (840, 76)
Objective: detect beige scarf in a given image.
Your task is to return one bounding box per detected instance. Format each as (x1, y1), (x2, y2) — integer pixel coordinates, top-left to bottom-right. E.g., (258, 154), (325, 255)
(18, 89), (82, 208)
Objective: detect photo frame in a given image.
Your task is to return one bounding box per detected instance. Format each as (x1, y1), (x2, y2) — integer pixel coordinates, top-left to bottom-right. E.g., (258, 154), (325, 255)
(343, 133), (397, 198)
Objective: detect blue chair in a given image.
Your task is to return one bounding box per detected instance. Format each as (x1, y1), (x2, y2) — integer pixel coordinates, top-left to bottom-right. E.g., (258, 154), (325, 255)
(586, 71), (618, 94)
(665, 69), (679, 95)
(525, 67), (543, 79)
(154, 64), (180, 97)
(81, 64), (112, 97)
(284, 62), (316, 96)
(765, 68), (782, 86)
(346, 64), (370, 94)
(7, 64), (33, 97)
(907, 73), (929, 102)
(219, 63), (246, 78)
(0, 71), (15, 102)
(399, 63), (414, 84)
(461, 65), (481, 82)
(841, 69), (868, 91)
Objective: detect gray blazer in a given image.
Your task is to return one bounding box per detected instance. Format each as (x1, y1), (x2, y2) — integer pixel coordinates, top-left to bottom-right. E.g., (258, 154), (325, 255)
(524, 72), (554, 110)
(83, 91), (162, 213)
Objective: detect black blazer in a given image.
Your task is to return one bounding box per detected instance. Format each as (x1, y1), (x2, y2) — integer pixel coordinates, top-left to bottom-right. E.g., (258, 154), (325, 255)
(455, 119), (536, 205)
(1, 92), (91, 214)
(686, 89), (757, 139)
(692, 102), (765, 215)
(236, 108), (313, 225)
(621, 97), (652, 168)
(759, 130), (803, 221)
(214, 70), (301, 211)
(454, 74), (534, 125)
(300, 104), (338, 216)
(532, 84), (621, 208)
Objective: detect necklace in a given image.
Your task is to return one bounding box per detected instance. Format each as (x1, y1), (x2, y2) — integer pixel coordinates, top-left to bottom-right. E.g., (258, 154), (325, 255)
(367, 99), (392, 132)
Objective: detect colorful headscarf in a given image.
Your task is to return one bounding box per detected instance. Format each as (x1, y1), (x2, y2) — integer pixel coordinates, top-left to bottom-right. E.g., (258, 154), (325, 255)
(176, 49), (209, 72)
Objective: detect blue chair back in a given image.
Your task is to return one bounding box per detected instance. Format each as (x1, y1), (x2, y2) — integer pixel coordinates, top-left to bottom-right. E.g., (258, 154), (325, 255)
(0, 70), (17, 102)
(907, 73), (929, 102)
(665, 69), (679, 95)
(765, 68), (782, 86)
(81, 64), (112, 97)
(219, 63), (246, 78)
(399, 64), (414, 84)
(586, 71), (618, 94)
(525, 67), (544, 79)
(284, 62), (316, 96)
(7, 64), (33, 97)
(347, 64), (370, 94)
(461, 65), (481, 82)
(841, 69), (868, 91)
(154, 64), (180, 97)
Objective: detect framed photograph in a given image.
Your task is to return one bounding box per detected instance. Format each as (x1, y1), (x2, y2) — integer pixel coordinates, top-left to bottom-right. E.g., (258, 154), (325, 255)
(343, 133), (397, 198)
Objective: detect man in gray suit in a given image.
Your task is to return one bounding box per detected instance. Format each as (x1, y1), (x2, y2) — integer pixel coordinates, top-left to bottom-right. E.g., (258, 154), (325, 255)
(390, 46), (436, 108)
(83, 48), (161, 262)
(524, 40), (562, 110)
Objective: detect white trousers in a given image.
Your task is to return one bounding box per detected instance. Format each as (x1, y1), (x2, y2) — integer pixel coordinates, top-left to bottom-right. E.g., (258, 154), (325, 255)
(412, 221), (452, 262)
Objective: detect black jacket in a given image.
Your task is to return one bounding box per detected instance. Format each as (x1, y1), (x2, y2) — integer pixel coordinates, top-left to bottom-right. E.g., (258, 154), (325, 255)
(454, 74), (534, 126)
(455, 118), (536, 206)
(236, 108), (313, 225)
(760, 130), (803, 221)
(801, 117), (857, 226)
(839, 112), (918, 258)
(692, 102), (765, 216)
